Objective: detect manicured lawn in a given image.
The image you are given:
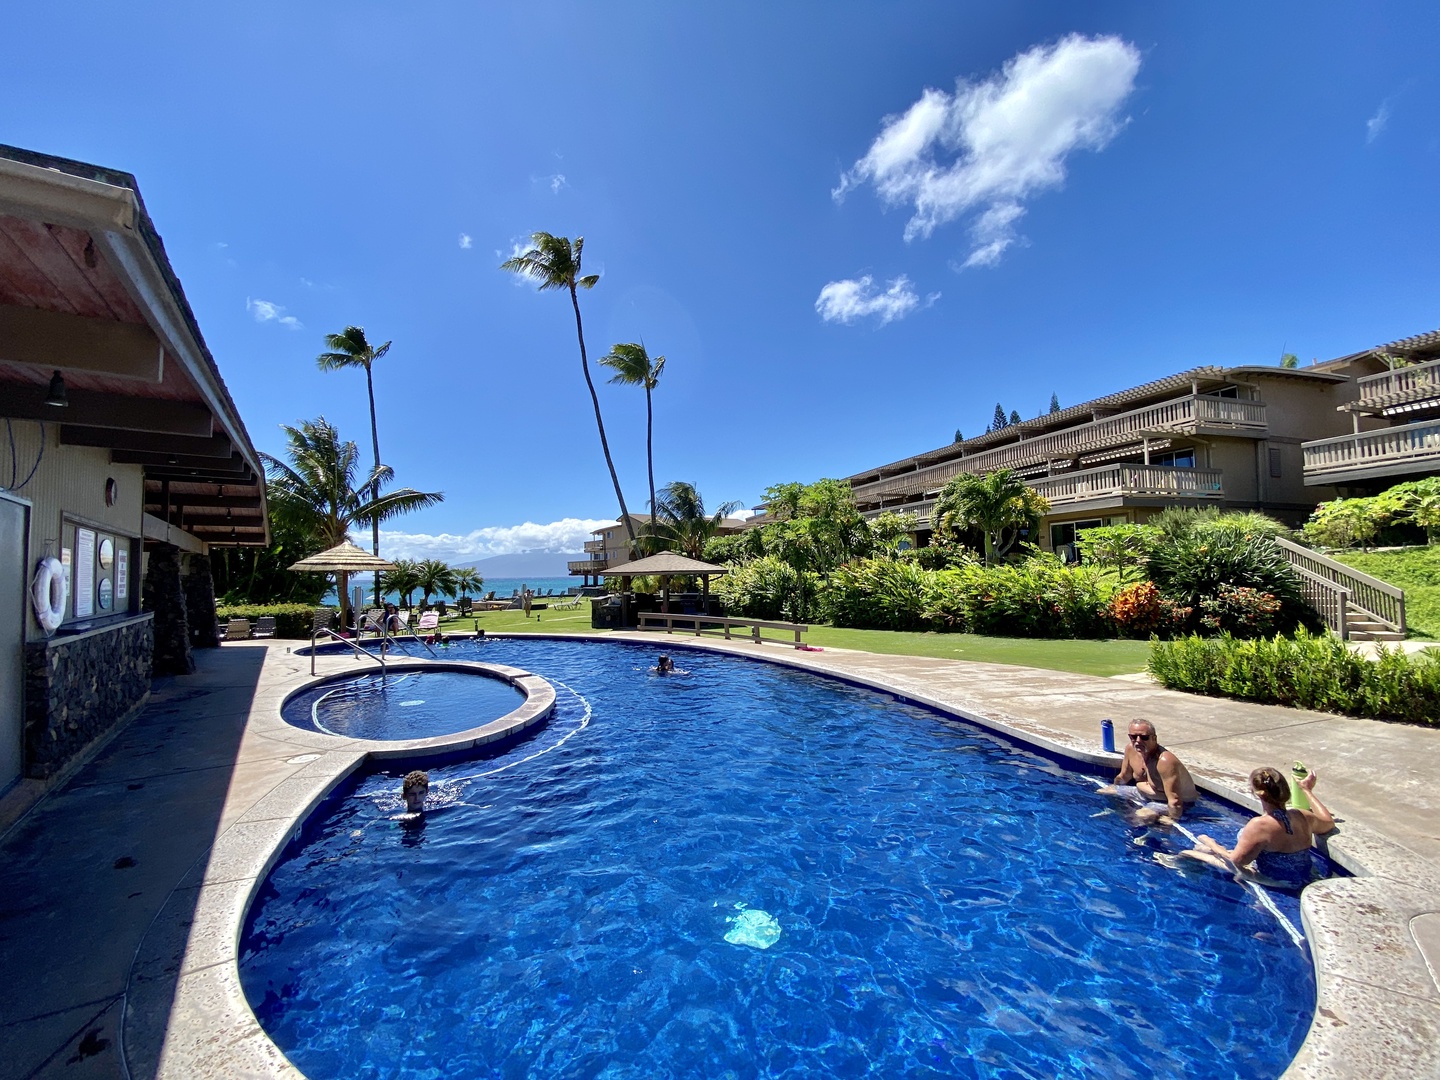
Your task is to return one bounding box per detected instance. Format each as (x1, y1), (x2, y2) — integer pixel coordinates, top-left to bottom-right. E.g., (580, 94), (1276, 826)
(433, 606), (1150, 676)
(1330, 545), (1440, 639)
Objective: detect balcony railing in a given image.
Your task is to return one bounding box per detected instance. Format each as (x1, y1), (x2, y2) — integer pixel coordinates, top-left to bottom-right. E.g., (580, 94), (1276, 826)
(583, 539), (607, 553)
(1356, 357), (1440, 410)
(851, 394), (1265, 505)
(1028, 464), (1223, 506)
(568, 558), (609, 574)
(1302, 420), (1440, 482)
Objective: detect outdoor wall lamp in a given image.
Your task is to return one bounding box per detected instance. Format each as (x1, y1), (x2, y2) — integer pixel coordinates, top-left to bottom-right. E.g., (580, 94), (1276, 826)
(44, 370), (68, 407)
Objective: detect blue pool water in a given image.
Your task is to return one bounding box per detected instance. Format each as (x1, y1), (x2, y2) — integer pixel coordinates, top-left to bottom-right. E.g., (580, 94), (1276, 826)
(283, 668), (526, 741)
(243, 639), (1316, 1079)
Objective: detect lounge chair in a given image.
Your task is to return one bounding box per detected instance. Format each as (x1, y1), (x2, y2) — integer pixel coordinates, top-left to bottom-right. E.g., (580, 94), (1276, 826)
(253, 616), (276, 639)
(224, 618), (252, 641)
(311, 609), (336, 635)
(552, 594), (583, 610)
(416, 612), (440, 633)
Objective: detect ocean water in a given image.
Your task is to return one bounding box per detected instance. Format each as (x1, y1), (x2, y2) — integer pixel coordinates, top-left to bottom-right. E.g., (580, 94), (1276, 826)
(325, 576), (580, 606)
(243, 638), (1316, 1080)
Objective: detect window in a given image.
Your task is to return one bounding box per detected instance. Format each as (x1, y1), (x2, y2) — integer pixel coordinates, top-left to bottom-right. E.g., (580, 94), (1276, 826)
(1268, 448), (1283, 478)
(1150, 448), (1196, 469)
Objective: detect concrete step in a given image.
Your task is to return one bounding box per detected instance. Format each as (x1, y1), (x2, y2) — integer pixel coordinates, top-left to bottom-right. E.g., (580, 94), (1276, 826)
(1348, 630), (1407, 643)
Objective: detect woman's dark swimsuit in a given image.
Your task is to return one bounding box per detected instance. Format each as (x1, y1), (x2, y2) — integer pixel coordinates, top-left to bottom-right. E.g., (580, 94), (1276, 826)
(1254, 809), (1315, 888)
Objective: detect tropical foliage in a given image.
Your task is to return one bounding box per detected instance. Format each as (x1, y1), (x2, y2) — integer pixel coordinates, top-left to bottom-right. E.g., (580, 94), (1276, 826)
(599, 341), (666, 534)
(643, 481), (741, 558)
(260, 417), (443, 626)
(1149, 629), (1440, 725)
(1303, 477), (1440, 549)
(502, 232), (638, 552)
(317, 325), (392, 602)
(416, 558), (459, 607)
(379, 559), (422, 610)
(452, 567), (485, 600)
(713, 555), (822, 623)
(934, 469), (1048, 565)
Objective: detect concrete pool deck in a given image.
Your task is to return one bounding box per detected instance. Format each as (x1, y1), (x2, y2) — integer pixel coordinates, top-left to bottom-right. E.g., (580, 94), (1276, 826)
(1, 634), (1437, 1078)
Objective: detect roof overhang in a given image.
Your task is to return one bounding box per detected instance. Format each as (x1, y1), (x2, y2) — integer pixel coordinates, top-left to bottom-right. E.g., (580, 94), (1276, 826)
(0, 148), (268, 546)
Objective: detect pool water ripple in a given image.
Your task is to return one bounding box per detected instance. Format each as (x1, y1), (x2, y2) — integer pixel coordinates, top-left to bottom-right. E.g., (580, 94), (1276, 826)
(243, 639), (1316, 1079)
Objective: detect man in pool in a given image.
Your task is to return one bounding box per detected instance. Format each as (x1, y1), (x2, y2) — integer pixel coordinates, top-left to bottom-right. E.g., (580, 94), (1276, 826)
(1099, 719), (1197, 823)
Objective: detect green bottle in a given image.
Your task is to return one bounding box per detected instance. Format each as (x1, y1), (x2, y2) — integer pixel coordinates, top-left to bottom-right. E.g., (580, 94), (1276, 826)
(1288, 761), (1312, 811)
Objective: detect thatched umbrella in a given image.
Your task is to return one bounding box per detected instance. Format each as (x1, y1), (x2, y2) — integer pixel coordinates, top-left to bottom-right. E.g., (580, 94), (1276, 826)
(602, 552), (730, 614)
(290, 540), (396, 630)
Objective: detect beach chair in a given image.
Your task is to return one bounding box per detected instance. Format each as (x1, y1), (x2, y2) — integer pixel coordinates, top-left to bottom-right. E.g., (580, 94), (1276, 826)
(253, 616), (277, 639)
(311, 609), (336, 635)
(224, 618), (252, 641)
(416, 612), (440, 634)
(552, 594), (582, 610)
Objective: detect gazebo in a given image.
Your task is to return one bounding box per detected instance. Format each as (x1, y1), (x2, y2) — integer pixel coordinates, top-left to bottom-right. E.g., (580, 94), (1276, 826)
(289, 540), (395, 629)
(601, 552), (730, 614)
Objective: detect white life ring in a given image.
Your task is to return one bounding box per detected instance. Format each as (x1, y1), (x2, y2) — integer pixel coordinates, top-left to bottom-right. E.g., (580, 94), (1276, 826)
(32, 556), (67, 635)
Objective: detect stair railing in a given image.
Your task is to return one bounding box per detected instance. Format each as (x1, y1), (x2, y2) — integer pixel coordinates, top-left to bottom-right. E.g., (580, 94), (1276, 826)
(1290, 566), (1350, 640)
(1275, 536), (1405, 634)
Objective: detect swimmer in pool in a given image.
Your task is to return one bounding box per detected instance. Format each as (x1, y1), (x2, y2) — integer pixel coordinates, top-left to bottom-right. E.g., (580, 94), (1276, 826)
(401, 770), (429, 816)
(1181, 767), (1335, 888)
(1097, 719), (1198, 823)
(654, 654), (675, 675)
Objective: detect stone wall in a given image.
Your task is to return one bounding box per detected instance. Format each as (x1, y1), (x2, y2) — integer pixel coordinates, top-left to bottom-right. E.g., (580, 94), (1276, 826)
(183, 554), (218, 650)
(144, 543), (193, 676)
(24, 616), (154, 779)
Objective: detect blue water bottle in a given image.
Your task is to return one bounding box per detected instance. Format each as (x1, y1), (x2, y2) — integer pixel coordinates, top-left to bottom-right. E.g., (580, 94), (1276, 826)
(1101, 718), (1116, 754)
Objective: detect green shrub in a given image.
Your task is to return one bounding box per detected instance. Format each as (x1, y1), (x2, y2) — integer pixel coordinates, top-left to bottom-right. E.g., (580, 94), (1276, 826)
(1075, 523), (1160, 582)
(1148, 629), (1440, 724)
(824, 559), (931, 630)
(1147, 526), (1315, 634)
(215, 602), (326, 639)
(952, 559), (1110, 638)
(715, 556), (822, 622)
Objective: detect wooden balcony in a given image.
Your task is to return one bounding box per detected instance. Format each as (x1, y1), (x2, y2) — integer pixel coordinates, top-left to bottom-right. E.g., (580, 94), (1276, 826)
(1303, 420), (1440, 485)
(851, 394), (1265, 506)
(583, 539), (607, 553)
(568, 558), (609, 574)
(1029, 464), (1224, 507)
(1354, 357), (1440, 414)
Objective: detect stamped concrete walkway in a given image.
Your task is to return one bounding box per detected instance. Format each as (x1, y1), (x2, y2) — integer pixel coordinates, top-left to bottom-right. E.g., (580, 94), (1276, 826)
(1, 634), (1437, 1079)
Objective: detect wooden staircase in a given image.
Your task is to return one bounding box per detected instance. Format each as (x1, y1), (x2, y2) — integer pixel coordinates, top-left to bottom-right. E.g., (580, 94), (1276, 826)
(1274, 537), (1406, 642)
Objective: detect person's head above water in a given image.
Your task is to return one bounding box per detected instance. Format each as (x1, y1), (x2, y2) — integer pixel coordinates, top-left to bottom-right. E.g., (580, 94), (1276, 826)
(402, 770), (429, 813)
(1250, 766), (1291, 807)
(656, 654), (674, 673)
(1127, 719), (1157, 748)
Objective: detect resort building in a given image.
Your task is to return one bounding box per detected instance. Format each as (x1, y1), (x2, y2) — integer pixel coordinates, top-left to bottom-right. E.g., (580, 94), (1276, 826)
(0, 145), (268, 797)
(1301, 328), (1440, 490)
(843, 361), (1371, 558)
(569, 514), (748, 586)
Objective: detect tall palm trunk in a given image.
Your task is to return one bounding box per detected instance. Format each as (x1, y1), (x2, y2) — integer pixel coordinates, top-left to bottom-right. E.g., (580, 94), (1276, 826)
(569, 284), (637, 550)
(365, 366), (382, 606)
(645, 382), (656, 539)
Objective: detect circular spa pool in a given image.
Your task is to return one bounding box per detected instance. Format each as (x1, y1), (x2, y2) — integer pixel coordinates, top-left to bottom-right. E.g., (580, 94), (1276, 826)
(283, 667), (526, 741)
(243, 639), (1317, 1079)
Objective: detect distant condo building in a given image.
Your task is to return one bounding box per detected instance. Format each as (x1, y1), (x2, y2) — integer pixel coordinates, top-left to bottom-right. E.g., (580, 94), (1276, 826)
(840, 329), (1440, 558)
(569, 514), (749, 586)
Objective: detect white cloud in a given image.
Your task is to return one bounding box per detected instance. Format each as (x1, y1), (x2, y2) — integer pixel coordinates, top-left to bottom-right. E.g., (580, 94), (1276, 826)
(245, 297), (301, 329)
(1366, 101), (1391, 143)
(377, 518), (616, 562)
(549, 173), (568, 194)
(834, 34), (1141, 265)
(815, 274), (933, 326)
(459, 233), (473, 249)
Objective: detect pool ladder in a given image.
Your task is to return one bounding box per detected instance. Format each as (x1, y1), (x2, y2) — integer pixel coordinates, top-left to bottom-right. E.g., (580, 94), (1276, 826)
(309, 623), (439, 680)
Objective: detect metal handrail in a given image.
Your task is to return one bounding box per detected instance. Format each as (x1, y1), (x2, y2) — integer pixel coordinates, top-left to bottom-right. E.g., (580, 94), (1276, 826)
(310, 627), (388, 679)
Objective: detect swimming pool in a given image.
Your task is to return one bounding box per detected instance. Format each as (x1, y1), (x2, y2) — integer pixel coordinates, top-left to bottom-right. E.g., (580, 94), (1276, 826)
(282, 667), (527, 741)
(243, 638), (1316, 1078)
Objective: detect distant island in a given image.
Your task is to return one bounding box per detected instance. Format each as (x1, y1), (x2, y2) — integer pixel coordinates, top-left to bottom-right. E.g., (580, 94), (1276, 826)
(451, 551), (581, 578)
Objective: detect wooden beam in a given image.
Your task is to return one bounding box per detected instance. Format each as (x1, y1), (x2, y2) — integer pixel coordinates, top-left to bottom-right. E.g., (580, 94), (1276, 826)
(0, 304), (164, 381)
(61, 425), (233, 458)
(1, 383), (212, 436)
(113, 449), (249, 472)
(143, 493), (262, 510)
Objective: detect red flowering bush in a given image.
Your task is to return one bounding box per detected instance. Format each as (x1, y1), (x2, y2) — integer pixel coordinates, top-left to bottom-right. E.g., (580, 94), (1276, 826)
(1198, 583), (1283, 638)
(1107, 581), (1191, 639)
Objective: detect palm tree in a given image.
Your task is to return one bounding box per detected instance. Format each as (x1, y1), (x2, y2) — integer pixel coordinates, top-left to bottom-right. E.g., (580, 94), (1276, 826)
(261, 417), (443, 628)
(380, 558), (422, 611)
(935, 469), (1048, 565)
(599, 342), (666, 535)
(416, 559), (459, 609)
(501, 233), (638, 552)
(650, 481), (742, 559)
(453, 567), (485, 601)
(317, 326), (392, 603)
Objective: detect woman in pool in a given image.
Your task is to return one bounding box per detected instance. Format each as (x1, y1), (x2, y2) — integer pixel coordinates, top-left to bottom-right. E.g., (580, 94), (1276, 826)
(1185, 767), (1335, 888)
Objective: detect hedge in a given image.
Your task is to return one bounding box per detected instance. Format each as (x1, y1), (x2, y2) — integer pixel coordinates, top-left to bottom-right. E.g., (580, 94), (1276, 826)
(1148, 628), (1440, 725)
(215, 603), (330, 640)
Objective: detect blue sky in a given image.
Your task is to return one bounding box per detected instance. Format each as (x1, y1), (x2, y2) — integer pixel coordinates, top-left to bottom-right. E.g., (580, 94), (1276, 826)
(4, 4), (1438, 560)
